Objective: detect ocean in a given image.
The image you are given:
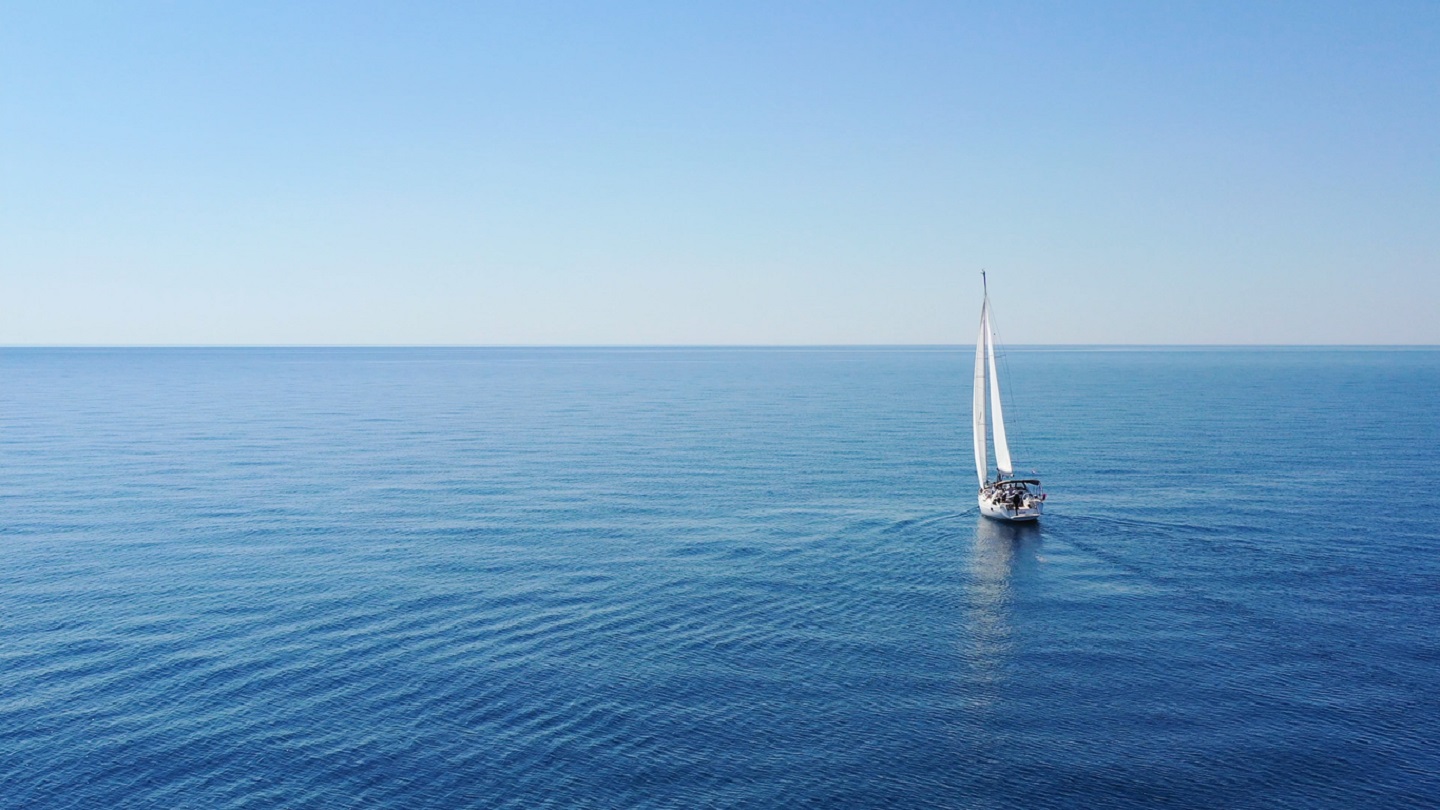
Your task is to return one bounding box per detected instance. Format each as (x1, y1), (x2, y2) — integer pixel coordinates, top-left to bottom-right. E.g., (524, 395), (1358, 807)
(2, 347), (1437, 808)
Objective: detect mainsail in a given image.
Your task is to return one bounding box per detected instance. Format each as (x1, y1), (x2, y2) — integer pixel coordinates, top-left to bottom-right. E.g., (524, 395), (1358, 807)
(972, 307), (989, 487)
(985, 305), (1013, 477)
(972, 291), (1014, 486)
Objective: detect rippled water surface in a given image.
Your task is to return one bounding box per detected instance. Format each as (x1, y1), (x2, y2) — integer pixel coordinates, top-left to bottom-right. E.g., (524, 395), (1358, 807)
(3, 347), (1438, 808)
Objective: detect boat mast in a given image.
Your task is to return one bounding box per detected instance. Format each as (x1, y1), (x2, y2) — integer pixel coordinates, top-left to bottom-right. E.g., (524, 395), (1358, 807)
(985, 289), (1013, 480)
(973, 274), (989, 489)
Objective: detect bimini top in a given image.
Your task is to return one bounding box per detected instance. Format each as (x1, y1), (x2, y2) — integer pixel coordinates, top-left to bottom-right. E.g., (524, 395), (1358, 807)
(993, 478), (1041, 486)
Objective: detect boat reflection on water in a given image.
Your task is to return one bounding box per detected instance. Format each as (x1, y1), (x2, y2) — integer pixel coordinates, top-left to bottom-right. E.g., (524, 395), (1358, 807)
(963, 517), (1042, 699)
(977, 516), (1042, 556)
(968, 516), (1042, 603)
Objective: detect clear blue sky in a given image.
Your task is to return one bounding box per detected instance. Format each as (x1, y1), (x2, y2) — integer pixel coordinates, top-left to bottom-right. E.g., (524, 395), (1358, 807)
(3, 2), (1436, 344)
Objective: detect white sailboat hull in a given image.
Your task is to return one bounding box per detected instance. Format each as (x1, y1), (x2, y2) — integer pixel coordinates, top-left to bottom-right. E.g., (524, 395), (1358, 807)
(978, 494), (1042, 522)
(978, 479), (1044, 522)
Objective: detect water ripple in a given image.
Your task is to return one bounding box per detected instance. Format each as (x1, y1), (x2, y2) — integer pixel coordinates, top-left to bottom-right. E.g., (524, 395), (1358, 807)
(2, 347), (1438, 808)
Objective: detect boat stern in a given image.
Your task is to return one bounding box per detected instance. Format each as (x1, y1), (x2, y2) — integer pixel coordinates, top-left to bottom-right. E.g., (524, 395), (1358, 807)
(978, 479), (1045, 522)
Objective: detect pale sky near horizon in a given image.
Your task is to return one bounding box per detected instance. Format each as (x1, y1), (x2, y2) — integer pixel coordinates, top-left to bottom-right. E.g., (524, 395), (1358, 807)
(2, 2), (1437, 345)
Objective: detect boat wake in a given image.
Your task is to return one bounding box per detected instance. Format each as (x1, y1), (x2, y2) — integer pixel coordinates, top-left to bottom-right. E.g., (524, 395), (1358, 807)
(1037, 512), (1299, 633)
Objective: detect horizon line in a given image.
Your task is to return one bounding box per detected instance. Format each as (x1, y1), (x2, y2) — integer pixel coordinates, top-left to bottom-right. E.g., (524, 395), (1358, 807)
(3, 343), (1437, 350)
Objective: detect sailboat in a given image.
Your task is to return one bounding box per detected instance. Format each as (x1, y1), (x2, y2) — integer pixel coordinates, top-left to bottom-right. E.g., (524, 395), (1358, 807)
(973, 273), (1045, 521)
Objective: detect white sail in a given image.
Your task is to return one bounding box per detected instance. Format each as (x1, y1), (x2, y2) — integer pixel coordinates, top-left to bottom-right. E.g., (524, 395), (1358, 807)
(985, 307), (1013, 477)
(973, 303), (989, 487)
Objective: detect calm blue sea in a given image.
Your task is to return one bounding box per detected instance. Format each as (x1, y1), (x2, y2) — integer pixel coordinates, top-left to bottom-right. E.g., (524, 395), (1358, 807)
(2, 347), (1437, 809)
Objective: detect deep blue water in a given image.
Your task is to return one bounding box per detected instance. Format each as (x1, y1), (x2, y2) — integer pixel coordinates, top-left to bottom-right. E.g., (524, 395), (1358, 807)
(2, 346), (1437, 809)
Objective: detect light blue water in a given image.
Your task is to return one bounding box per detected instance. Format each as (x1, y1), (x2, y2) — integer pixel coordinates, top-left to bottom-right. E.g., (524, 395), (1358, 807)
(2, 347), (1437, 808)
